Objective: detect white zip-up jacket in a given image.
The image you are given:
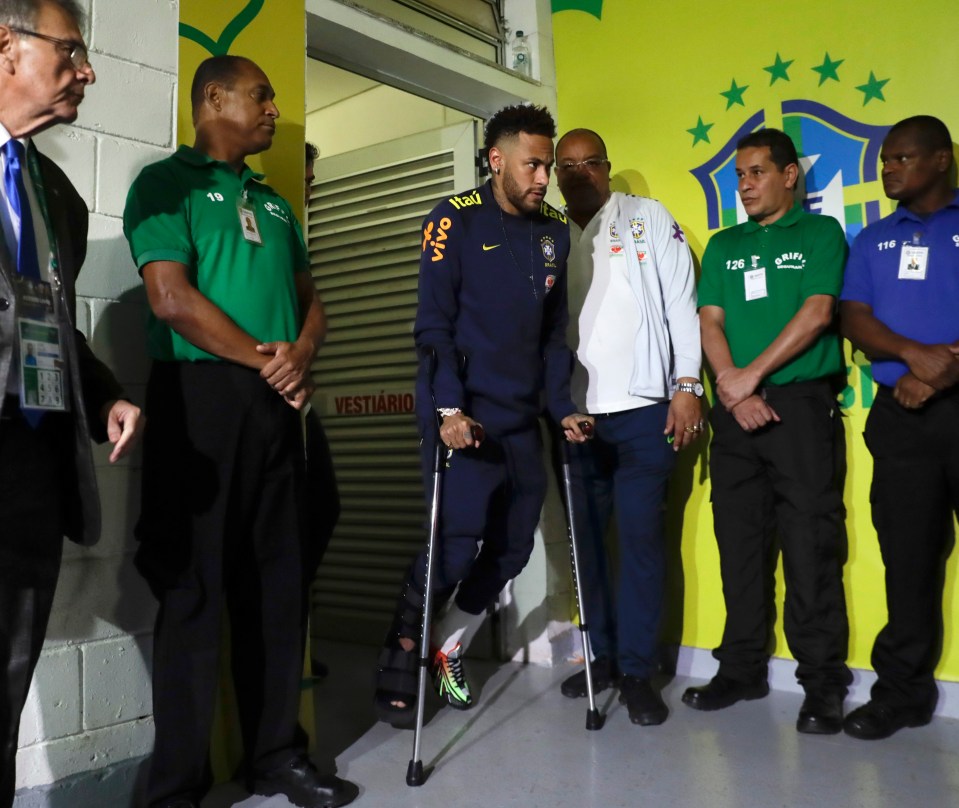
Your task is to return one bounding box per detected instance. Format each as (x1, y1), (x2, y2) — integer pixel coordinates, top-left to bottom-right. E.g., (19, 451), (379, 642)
(567, 192), (700, 414)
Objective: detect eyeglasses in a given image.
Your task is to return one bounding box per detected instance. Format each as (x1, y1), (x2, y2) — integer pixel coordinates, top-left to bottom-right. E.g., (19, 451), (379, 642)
(556, 158), (609, 173)
(9, 27), (90, 70)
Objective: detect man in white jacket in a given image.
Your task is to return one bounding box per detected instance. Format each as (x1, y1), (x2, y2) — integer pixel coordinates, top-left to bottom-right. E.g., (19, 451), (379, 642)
(555, 129), (702, 724)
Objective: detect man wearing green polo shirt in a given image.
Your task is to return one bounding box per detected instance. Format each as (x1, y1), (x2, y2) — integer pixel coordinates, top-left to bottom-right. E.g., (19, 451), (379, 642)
(123, 56), (357, 808)
(682, 129), (851, 735)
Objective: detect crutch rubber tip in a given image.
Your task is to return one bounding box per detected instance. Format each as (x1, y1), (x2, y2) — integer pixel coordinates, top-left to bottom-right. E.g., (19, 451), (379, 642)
(406, 759), (426, 786)
(586, 709), (605, 731)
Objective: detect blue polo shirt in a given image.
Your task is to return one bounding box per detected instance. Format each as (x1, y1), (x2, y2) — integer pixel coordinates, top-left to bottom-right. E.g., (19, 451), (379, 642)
(841, 190), (959, 387)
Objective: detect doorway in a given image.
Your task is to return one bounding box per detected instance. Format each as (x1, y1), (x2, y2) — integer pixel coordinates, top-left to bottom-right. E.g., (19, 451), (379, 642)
(306, 61), (482, 643)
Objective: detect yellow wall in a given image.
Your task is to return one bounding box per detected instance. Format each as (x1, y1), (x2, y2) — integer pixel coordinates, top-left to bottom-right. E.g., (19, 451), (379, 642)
(179, 0), (306, 220)
(553, 0), (959, 678)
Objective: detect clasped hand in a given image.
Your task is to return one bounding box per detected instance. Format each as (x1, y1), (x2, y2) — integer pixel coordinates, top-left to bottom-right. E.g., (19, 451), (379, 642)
(258, 340), (315, 409)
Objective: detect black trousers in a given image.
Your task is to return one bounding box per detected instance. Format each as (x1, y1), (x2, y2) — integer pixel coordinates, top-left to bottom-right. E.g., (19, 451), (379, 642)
(708, 382), (851, 693)
(0, 405), (68, 808)
(137, 363), (309, 807)
(865, 386), (959, 713)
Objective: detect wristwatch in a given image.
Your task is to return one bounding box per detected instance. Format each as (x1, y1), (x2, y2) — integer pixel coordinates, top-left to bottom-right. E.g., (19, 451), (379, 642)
(677, 380), (704, 397)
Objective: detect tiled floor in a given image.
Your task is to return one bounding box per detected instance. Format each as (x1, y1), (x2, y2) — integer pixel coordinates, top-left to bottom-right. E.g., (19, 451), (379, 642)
(203, 641), (959, 808)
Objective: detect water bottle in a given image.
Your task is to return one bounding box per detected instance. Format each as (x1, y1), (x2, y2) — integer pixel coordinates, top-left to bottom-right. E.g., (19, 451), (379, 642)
(512, 30), (531, 77)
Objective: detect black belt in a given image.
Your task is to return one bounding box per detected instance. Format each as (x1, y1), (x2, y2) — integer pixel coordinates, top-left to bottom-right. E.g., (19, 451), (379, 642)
(759, 377), (837, 400)
(592, 404), (663, 420)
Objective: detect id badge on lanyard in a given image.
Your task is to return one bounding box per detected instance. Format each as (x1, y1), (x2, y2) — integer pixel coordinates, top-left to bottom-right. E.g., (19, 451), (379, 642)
(238, 191), (263, 245)
(898, 242), (929, 280)
(15, 268), (67, 413)
(15, 145), (68, 412)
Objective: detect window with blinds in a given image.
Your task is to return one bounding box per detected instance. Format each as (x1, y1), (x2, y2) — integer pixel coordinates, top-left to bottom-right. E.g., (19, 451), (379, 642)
(346, 0), (504, 62)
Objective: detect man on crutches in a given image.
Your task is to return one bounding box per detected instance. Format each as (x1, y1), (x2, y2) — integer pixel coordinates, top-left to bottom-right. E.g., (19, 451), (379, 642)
(373, 104), (592, 730)
(554, 128), (703, 726)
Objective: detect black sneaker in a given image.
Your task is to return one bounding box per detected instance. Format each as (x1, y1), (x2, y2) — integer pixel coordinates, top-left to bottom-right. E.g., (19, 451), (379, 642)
(618, 675), (668, 725)
(560, 655), (620, 698)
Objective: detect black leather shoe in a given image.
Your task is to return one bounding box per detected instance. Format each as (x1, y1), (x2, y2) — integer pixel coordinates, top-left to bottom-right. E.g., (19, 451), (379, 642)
(797, 691), (843, 734)
(843, 700), (932, 740)
(560, 655), (620, 698)
(251, 757), (359, 807)
(682, 675), (769, 711)
(618, 675), (668, 725)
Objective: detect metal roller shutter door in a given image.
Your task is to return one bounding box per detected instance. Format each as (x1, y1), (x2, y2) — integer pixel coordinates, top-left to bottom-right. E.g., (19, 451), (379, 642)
(308, 122), (478, 643)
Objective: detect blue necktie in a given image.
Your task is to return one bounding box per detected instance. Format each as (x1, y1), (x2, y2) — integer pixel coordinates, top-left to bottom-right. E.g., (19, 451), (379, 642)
(5, 139), (44, 426)
(3, 139), (41, 282)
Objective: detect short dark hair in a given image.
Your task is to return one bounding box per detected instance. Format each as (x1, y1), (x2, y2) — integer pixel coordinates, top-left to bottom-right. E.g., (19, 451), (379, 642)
(736, 128), (799, 171)
(887, 115), (953, 154)
(484, 104), (556, 151)
(0, 0), (84, 29)
(305, 142), (319, 164)
(190, 55), (257, 117)
(556, 128), (608, 158)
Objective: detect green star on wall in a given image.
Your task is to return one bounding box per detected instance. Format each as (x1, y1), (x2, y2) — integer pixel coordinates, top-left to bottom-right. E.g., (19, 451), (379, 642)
(763, 53), (793, 84)
(856, 71), (889, 105)
(812, 52), (844, 86)
(687, 116), (714, 146)
(720, 79), (748, 110)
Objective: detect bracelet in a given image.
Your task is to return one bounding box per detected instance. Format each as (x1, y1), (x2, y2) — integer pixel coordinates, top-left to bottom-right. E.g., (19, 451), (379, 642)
(438, 407), (462, 417)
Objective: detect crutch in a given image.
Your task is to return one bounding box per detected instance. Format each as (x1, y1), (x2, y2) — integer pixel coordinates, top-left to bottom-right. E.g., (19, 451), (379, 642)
(558, 420), (605, 731)
(407, 346), (484, 786)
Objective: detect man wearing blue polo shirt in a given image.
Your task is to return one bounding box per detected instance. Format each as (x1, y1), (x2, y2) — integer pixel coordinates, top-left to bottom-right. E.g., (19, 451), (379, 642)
(840, 115), (959, 740)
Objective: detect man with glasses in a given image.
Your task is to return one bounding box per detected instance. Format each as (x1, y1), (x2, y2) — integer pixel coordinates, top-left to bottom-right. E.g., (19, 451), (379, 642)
(0, 1), (143, 803)
(554, 128), (702, 725)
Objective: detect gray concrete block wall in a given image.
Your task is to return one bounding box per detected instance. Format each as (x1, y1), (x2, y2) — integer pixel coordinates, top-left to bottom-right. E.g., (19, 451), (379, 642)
(14, 0), (179, 793)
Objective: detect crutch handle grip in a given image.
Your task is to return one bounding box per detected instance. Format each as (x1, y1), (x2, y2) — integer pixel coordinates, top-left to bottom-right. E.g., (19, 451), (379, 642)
(579, 420), (594, 439)
(470, 423), (485, 444)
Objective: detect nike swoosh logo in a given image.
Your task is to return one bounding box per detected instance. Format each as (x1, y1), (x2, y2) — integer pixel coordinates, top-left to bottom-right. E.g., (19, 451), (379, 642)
(482, 243), (501, 251)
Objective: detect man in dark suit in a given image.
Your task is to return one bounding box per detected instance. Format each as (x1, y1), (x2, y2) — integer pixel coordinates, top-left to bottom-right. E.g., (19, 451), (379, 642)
(0, 1), (143, 804)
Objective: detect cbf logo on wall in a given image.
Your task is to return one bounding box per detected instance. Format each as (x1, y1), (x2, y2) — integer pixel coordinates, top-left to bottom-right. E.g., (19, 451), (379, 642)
(687, 53), (892, 244)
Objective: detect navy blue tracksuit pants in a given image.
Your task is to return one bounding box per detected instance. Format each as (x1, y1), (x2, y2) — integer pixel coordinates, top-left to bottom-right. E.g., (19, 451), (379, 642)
(412, 425), (546, 616)
(565, 403), (675, 678)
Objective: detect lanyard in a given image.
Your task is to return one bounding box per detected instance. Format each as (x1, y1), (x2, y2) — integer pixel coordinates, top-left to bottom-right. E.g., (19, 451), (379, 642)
(22, 141), (60, 276)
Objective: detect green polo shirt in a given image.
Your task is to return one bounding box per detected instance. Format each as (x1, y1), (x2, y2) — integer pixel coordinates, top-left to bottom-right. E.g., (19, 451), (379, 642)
(123, 145), (308, 362)
(697, 205), (846, 385)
